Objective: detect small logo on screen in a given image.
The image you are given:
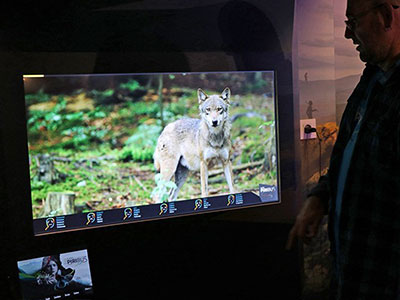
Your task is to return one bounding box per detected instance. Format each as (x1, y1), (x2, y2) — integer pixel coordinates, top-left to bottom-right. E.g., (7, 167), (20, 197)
(66, 255), (88, 266)
(194, 199), (203, 210)
(159, 203), (168, 215)
(86, 213), (96, 225)
(259, 184), (278, 203)
(44, 218), (55, 231)
(123, 208), (133, 220)
(227, 194), (235, 206)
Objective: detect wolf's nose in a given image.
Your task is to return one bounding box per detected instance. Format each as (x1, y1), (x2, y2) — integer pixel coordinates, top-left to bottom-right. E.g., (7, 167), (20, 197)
(212, 120), (218, 127)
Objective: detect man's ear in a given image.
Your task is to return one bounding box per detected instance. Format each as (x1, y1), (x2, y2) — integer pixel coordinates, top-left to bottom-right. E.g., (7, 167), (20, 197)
(221, 87), (231, 104)
(198, 88), (208, 103)
(379, 3), (394, 30)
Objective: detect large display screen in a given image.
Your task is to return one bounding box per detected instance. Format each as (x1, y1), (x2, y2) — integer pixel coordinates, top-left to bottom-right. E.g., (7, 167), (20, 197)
(24, 71), (280, 235)
(17, 249), (94, 300)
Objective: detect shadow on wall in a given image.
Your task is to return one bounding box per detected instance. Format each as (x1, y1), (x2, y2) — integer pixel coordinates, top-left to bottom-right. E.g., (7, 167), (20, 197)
(219, 0), (296, 190)
(218, 0), (286, 68)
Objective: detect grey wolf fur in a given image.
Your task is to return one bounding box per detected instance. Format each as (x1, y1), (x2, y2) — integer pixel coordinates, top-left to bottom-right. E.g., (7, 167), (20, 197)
(153, 87), (235, 202)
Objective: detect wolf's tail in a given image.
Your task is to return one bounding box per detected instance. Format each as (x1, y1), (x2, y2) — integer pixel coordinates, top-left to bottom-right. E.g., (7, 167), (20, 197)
(153, 147), (160, 172)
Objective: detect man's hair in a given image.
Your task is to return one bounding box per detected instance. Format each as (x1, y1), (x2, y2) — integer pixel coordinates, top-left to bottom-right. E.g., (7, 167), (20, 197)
(379, 0), (400, 5)
(367, 0), (400, 5)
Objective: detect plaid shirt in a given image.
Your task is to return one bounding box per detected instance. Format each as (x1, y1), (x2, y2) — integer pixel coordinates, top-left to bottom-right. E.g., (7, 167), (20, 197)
(310, 61), (400, 299)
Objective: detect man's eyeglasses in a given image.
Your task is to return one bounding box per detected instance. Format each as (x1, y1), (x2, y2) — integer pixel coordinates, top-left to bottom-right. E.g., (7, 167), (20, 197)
(345, 3), (399, 31)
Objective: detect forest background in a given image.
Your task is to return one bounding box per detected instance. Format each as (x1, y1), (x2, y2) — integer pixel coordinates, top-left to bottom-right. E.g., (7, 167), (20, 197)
(25, 71), (277, 218)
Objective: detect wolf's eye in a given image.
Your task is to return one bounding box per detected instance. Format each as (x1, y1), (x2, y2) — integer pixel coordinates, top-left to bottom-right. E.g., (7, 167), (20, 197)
(217, 107), (223, 112)
(205, 108), (211, 113)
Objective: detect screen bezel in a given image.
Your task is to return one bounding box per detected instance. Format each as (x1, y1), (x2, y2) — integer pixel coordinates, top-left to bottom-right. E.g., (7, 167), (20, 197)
(23, 70), (282, 235)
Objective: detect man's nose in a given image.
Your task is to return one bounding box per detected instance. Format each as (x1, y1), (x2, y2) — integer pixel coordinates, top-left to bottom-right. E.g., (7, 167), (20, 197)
(344, 26), (353, 40)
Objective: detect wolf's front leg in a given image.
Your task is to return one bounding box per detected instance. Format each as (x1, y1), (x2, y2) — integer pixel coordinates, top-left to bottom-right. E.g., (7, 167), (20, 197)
(223, 161), (235, 194)
(200, 160), (208, 197)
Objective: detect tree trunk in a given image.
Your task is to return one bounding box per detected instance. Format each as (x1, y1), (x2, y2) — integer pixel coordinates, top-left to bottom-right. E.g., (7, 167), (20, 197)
(158, 74), (164, 128)
(43, 192), (76, 217)
(208, 160), (264, 177)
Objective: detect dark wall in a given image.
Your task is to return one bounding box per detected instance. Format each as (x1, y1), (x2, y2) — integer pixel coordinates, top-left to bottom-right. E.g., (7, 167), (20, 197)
(0, 1), (301, 299)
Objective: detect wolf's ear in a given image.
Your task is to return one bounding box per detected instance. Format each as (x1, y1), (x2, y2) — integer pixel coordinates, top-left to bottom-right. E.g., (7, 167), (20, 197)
(198, 88), (208, 103)
(221, 87), (231, 104)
